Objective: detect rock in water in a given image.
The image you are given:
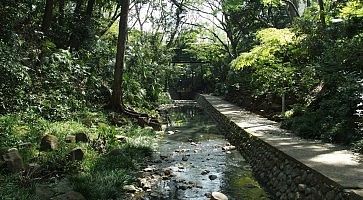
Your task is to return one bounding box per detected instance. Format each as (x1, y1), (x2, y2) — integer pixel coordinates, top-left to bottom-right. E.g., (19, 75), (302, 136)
(222, 145), (236, 151)
(201, 170), (210, 175)
(3, 148), (24, 172)
(182, 155), (189, 161)
(138, 178), (152, 190)
(178, 184), (188, 190)
(123, 185), (138, 193)
(75, 132), (89, 143)
(209, 174), (218, 180)
(68, 148), (84, 161)
(40, 134), (58, 151)
(143, 167), (155, 172)
(164, 169), (172, 176)
(209, 174), (218, 181)
(211, 192), (228, 200)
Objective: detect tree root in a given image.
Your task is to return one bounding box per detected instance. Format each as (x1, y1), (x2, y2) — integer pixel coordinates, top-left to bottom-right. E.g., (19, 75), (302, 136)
(107, 103), (162, 131)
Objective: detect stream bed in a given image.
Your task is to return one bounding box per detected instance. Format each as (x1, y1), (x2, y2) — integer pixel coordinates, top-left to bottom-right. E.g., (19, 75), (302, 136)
(143, 103), (270, 200)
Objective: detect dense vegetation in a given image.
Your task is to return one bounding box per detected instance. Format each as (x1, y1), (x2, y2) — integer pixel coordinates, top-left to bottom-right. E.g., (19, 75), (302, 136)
(0, 0), (362, 199)
(177, 0), (363, 147)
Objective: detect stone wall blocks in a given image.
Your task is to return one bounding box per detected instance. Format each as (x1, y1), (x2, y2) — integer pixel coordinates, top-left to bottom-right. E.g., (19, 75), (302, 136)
(325, 190), (336, 200)
(197, 95), (361, 200)
(298, 184), (307, 192)
(280, 193), (287, 200)
(287, 192), (295, 199)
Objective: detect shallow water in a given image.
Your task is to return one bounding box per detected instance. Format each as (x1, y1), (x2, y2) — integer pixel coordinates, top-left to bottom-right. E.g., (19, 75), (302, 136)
(149, 104), (269, 200)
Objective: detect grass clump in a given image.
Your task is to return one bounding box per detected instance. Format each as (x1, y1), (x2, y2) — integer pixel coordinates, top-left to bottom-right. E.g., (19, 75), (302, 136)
(0, 109), (158, 199)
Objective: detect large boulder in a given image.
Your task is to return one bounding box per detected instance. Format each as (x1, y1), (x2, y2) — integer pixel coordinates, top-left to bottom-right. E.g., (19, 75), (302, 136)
(3, 148), (24, 172)
(40, 134), (58, 151)
(75, 132), (89, 143)
(68, 148), (84, 161)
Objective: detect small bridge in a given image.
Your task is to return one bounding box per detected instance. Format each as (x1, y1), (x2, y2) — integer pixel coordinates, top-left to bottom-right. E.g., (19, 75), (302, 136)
(169, 49), (210, 100)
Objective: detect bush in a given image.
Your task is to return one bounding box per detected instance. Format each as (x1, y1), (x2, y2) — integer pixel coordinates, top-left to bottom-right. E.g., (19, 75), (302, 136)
(0, 41), (30, 113)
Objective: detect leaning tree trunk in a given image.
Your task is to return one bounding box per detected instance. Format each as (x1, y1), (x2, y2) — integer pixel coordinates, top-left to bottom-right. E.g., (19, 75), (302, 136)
(41, 0), (54, 32)
(110, 0), (130, 110)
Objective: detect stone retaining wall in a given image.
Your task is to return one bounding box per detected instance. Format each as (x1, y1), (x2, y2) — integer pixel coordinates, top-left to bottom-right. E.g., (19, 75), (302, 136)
(196, 95), (362, 200)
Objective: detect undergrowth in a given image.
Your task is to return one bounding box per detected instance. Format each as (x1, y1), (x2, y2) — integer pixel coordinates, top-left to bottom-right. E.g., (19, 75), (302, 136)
(0, 109), (158, 199)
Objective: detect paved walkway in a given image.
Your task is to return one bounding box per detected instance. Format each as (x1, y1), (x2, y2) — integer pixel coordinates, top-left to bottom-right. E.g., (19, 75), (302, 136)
(202, 95), (363, 197)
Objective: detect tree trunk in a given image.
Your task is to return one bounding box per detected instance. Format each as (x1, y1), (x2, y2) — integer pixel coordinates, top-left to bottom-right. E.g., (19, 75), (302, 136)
(166, 0), (185, 47)
(41, 0), (54, 32)
(108, 0), (161, 131)
(110, 0), (130, 109)
(317, 0), (326, 28)
(58, 0), (65, 25)
(85, 0), (96, 19)
(282, 93), (286, 113)
(283, 0), (300, 19)
(74, 0), (83, 17)
(69, 0), (84, 50)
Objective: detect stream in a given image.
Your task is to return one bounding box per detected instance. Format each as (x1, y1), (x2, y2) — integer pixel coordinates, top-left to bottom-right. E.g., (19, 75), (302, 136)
(142, 102), (270, 200)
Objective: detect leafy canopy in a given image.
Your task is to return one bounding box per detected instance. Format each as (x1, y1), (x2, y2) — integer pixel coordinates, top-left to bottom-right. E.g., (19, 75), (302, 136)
(232, 28), (296, 69)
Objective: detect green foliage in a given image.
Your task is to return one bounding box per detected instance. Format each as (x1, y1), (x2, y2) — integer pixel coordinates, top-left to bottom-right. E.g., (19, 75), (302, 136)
(262, 0), (284, 6)
(0, 109), (156, 199)
(231, 28), (317, 98)
(280, 15), (363, 143)
(0, 41), (30, 113)
(340, 0), (363, 19)
(0, 174), (37, 200)
(226, 3), (363, 144)
(232, 28), (296, 70)
(69, 125), (155, 200)
(353, 138), (363, 153)
(71, 169), (131, 199)
(124, 31), (173, 107)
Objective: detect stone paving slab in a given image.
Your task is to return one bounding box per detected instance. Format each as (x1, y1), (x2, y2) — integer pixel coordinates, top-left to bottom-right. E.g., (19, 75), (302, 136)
(202, 94), (363, 197)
